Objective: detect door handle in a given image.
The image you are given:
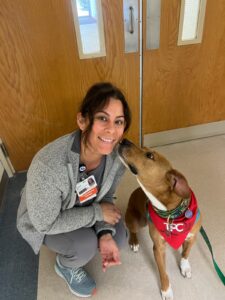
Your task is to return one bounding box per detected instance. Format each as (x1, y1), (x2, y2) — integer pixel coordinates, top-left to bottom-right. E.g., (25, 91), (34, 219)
(129, 6), (134, 34)
(123, 0), (138, 53)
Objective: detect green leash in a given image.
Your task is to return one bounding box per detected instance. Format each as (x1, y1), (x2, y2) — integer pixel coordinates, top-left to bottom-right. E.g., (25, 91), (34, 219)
(200, 226), (225, 285)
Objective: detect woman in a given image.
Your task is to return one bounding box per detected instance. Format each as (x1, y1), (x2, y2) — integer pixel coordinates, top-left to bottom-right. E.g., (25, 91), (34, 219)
(17, 82), (131, 297)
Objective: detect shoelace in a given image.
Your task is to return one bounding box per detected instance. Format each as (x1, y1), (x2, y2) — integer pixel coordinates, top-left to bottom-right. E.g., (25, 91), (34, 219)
(70, 268), (87, 284)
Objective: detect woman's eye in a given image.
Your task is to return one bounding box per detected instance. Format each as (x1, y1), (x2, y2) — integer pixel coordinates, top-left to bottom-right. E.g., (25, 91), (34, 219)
(145, 152), (154, 160)
(115, 119), (125, 126)
(95, 115), (125, 127)
(96, 116), (108, 122)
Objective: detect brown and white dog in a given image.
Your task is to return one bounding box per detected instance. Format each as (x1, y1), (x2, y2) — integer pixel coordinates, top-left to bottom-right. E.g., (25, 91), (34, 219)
(118, 139), (202, 300)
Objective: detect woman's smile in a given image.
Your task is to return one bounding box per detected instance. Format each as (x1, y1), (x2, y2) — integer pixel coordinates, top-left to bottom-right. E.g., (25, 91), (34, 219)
(98, 136), (115, 144)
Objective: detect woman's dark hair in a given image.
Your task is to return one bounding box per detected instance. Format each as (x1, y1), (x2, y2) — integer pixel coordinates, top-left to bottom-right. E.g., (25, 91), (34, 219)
(79, 82), (131, 144)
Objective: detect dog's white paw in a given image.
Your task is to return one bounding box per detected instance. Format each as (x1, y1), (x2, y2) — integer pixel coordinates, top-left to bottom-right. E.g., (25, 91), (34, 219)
(161, 284), (173, 300)
(180, 258), (192, 278)
(130, 243), (139, 252)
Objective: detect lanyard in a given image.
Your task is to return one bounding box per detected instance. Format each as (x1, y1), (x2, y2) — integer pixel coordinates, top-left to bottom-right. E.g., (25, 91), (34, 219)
(79, 163), (87, 181)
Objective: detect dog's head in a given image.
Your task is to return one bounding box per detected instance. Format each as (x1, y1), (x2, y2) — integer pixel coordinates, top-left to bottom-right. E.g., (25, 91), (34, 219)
(118, 139), (190, 207)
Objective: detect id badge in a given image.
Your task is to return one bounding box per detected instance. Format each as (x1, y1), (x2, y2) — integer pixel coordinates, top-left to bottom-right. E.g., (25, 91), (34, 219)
(76, 175), (98, 203)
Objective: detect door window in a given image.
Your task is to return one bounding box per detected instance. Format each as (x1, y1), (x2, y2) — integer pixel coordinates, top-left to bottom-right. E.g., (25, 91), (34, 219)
(178, 0), (207, 45)
(71, 0), (106, 58)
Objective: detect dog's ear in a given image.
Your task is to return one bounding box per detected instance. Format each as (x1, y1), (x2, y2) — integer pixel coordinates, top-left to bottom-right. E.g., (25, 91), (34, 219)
(166, 169), (190, 198)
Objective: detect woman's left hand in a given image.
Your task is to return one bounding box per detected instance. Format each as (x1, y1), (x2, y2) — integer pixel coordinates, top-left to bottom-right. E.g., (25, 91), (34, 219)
(99, 234), (121, 272)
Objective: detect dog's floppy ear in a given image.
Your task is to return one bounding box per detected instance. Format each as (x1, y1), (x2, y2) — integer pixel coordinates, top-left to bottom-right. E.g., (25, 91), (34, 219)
(166, 169), (190, 198)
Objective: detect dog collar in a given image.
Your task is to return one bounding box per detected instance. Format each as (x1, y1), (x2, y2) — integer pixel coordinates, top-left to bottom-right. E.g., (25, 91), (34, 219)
(153, 197), (191, 220)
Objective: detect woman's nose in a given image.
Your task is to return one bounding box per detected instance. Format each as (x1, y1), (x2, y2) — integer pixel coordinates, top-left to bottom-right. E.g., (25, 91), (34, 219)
(104, 121), (115, 132)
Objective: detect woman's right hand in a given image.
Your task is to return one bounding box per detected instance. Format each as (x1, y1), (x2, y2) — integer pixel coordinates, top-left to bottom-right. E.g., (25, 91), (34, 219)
(100, 202), (121, 225)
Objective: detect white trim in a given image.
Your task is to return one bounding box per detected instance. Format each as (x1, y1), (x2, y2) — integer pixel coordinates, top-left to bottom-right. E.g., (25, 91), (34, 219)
(0, 139), (15, 178)
(144, 120), (225, 147)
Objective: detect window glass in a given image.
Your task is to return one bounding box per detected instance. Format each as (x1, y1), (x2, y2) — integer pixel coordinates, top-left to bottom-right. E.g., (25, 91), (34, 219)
(146, 0), (161, 50)
(182, 0), (200, 40)
(178, 0), (207, 45)
(71, 0), (106, 58)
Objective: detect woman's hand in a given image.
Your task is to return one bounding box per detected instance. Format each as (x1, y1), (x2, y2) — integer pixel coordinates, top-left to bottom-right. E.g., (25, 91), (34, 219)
(99, 233), (121, 272)
(100, 202), (121, 225)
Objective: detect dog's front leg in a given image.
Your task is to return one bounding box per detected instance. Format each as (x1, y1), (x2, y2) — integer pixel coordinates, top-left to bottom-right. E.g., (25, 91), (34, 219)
(180, 218), (202, 278)
(153, 243), (173, 300)
(180, 235), (196, 278)
(149, 225), (173, 300)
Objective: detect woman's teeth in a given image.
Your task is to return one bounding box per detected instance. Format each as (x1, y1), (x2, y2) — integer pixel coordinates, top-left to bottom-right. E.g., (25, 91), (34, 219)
(99, 137), (114, 143)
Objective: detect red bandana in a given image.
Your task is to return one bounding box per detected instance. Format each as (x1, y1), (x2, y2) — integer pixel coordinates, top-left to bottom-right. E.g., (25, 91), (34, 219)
(148, 190), (198, 249)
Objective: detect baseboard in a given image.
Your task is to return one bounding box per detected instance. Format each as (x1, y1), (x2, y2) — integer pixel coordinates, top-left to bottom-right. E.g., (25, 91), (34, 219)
(144, 120), (225, 147)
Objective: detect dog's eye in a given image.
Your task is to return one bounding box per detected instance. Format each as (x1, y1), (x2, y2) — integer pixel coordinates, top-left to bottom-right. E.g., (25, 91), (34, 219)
(146, 152), (154, 160)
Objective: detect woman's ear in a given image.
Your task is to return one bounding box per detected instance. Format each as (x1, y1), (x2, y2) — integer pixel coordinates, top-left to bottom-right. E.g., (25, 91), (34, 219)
(77, 112), (88, 131)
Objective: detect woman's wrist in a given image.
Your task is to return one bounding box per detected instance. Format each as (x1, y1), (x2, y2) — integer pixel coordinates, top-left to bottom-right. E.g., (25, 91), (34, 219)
(99, 233), (112, 240)
(97, 230), (112, 240)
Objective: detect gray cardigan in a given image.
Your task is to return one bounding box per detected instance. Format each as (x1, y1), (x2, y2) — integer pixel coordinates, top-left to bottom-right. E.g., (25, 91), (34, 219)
(17, 131), (125, 254)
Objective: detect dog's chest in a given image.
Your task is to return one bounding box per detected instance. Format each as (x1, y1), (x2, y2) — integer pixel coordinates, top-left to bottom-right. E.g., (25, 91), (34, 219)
(147, 190), (199, 249)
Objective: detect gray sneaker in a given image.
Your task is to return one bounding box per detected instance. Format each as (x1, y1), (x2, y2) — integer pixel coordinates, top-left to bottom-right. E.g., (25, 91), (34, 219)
(54, 255), (96, 297)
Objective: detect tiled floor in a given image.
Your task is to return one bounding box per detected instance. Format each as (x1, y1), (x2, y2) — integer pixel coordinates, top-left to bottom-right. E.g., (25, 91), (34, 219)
(37, 135), (225, 300)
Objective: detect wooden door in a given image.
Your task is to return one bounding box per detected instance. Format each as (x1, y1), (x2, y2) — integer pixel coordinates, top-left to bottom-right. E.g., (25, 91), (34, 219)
(142, 0), (225, 135)
(0, 0), (140, 171)
(2, 0), (225, 171)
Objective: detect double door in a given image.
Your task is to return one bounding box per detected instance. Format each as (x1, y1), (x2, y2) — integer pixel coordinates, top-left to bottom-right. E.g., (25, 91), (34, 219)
(1, 0), (224, 170)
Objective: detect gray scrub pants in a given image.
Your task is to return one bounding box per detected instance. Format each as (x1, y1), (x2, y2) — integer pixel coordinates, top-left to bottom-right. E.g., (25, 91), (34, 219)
(44, 219), (127, 269)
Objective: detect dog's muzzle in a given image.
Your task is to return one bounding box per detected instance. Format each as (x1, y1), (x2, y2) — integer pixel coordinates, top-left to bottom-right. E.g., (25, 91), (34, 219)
(119, 138), (133, 147)
(118, 139), (138, 175)
(118, 139), (132, 155)
(127, 163), (138, 175)
(118, 138), (133, 155)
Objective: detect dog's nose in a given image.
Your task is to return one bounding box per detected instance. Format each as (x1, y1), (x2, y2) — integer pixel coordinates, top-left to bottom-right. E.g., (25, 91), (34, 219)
(120, 139), (133, 147)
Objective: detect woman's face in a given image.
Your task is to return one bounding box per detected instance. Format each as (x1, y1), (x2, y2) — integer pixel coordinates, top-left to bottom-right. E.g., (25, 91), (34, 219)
(82, 98), (126, 155)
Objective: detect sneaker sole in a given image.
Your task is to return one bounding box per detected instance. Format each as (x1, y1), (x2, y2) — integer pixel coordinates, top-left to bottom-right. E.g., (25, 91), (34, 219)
(54, 264), (96, 298)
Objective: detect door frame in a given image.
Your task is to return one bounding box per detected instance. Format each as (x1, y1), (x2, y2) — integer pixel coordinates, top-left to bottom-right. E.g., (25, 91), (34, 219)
(0, 139), (15, 178)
